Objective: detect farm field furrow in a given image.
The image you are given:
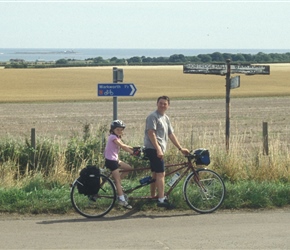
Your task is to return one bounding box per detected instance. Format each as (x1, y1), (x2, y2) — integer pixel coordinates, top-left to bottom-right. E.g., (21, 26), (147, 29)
(1, 97), (290, 151)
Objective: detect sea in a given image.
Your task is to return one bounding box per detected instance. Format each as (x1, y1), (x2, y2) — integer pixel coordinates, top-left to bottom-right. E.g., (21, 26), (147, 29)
(0, 48), (289, 62)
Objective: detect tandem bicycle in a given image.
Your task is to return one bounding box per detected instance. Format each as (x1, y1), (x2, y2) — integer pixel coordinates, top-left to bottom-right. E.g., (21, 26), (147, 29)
(70, 147), (226, 218)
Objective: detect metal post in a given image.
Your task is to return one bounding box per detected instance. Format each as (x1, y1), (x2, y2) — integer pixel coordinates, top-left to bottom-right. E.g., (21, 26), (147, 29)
(225, 59), (231, 152)
(31, 128), (36, 167)
(113, 67), (118, 120)
(113, 96), (118, 120)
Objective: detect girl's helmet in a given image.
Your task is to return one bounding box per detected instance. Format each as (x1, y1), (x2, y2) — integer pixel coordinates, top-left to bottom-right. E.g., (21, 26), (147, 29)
(110, 120), (126, 130)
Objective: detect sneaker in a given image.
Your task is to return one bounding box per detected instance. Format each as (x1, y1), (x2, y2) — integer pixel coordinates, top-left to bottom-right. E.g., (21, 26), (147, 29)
(157, 198), (172, 208)
(118, 199), (132, 209)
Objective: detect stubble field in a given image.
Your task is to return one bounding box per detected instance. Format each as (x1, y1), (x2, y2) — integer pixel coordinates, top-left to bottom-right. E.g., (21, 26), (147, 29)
(1, 64), (290, 151)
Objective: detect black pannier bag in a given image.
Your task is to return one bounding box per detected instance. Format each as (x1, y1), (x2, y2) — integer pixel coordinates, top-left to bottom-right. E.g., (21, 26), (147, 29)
(77, 165), (101, 195)
(193, 148), (210, 165)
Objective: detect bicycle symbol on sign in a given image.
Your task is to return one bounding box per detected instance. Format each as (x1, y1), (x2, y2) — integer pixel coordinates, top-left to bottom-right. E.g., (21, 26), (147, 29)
(104, 90), (114, 96)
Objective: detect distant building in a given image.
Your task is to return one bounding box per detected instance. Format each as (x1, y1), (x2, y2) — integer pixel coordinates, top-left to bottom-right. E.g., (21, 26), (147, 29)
(9, 59), (25, 63)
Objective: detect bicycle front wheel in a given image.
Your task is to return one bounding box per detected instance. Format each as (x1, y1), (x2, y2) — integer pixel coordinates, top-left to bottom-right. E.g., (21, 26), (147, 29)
(71, 174), (117, 218)
(183, 169), (226, 213)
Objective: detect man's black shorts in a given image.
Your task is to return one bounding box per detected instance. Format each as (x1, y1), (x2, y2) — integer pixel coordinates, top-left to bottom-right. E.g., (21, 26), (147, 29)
(145, 148), (164, 173)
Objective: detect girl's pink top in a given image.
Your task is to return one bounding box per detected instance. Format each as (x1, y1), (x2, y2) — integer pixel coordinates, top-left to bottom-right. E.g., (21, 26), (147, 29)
(104, 134), (120, 161)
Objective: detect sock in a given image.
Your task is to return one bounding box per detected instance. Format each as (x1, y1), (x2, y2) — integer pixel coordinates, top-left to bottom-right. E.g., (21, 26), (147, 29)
(119, 195), (125, 201)
(158, 197), (165, 203)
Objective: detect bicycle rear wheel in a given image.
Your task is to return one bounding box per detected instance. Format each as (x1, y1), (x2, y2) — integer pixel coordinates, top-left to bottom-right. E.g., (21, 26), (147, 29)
(183, 169), (225, 213)
(71, 174), (116, 218)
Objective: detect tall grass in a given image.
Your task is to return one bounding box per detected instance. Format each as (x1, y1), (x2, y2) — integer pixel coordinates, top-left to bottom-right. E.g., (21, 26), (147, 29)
(0, 122), (290, 214)
(0, 122), (289, 187)
(0, 123), (106, 187)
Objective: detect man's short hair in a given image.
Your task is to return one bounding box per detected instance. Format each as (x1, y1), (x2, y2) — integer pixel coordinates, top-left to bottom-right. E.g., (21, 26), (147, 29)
(157, 95), (170, 105)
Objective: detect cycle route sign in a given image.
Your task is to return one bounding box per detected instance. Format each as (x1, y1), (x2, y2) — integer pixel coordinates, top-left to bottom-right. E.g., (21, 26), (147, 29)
(97, 83), (137, 97)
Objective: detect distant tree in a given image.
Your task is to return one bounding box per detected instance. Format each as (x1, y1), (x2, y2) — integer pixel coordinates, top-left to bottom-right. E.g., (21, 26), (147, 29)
(222, 53), (233, 61)
(232, 54), (246, 62)
(116, 58), (126, 64)
(93, 57), (106, 63)
(185, 56), (200, 63)
(152, 57), (168, 63)
(127, 56), (142, 63)
(241, 54), (253, 62)
(141, 56), (153, 63)
(198, 54), (212, 63)
(110, 57), (118, 62)
(269, 53), (290, 63)
(169, 54), (186, 63)
(211, 52), (224, 62)
(282, 52), (290, 62)
(55, 59), (68, 64)
(254, 52), (272, 63)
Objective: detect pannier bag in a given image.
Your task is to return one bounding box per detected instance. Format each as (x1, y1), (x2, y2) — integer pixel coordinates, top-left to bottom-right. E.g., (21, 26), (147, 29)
(77, 165), (101, 195)
(193, 148), (210, 165)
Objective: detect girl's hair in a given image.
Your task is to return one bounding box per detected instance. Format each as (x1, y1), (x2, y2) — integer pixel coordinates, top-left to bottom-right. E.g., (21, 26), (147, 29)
(109, 127), (125, 138)
(110, 128), (118, 135)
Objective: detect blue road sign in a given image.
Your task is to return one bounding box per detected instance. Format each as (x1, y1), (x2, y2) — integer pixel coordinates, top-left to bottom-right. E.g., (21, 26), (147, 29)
(97, 83), (137, 97)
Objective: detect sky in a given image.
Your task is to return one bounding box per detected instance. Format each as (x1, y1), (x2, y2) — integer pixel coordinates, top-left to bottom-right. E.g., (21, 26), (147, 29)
(1, 0), (290, 49)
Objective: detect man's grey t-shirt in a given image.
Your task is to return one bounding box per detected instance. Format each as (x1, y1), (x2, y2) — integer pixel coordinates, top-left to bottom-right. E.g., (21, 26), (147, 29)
(144, 110), (174, 153)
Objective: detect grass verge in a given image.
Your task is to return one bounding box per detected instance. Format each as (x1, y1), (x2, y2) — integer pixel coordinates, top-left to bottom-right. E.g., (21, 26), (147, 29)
(0, 176), (289, 215)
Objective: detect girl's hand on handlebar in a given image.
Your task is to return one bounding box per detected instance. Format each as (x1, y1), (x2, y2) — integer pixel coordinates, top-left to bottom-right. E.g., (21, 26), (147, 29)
(132, 147), (141, 157)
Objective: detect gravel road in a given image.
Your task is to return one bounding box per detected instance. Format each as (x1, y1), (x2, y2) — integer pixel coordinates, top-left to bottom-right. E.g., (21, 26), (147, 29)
(1, 208), (289, 249)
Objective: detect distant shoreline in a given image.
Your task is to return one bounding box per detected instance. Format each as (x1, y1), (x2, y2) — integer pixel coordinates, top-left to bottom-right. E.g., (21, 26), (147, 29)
(15, 50), (76, 55)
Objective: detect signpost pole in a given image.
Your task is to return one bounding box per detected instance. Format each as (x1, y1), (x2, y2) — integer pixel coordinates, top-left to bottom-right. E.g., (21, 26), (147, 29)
(225, 59), (231, 152)
(183, 61), (269, 153)
(113, 67), (118, 120)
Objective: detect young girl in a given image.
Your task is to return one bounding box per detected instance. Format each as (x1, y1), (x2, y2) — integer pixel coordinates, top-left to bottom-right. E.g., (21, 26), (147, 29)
(104, 120), (134, 209)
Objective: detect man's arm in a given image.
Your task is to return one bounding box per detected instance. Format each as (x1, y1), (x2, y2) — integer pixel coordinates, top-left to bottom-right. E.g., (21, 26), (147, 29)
(169, 133), (190, 155)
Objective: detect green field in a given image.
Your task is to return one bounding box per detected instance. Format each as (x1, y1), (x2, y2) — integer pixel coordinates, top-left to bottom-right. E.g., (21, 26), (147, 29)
(1, 64), (290, 103)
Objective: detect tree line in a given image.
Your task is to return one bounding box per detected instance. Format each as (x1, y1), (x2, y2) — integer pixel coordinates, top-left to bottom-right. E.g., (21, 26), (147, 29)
(4, 51), (290, 68)
(82, 51), (290, 64)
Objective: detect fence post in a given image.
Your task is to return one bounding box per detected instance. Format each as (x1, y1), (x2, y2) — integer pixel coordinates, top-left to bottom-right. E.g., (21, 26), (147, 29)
(225, 59), (231, 153)
(31, 128), (36, 167)
(263, 122), (269, 155)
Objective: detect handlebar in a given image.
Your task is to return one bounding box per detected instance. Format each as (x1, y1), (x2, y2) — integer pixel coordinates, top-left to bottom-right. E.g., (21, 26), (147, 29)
(185, 149), (210, 166)
(133, 146), (210, 165)
(185, 152), (197, 160)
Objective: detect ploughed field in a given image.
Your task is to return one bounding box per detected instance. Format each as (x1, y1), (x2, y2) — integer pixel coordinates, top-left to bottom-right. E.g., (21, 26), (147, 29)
(1, 97), (290, 150)
(1, 65), (290, 149)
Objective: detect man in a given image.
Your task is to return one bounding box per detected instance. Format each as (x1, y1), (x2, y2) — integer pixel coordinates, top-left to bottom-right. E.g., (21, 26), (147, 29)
(144, 96), (190, 207)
